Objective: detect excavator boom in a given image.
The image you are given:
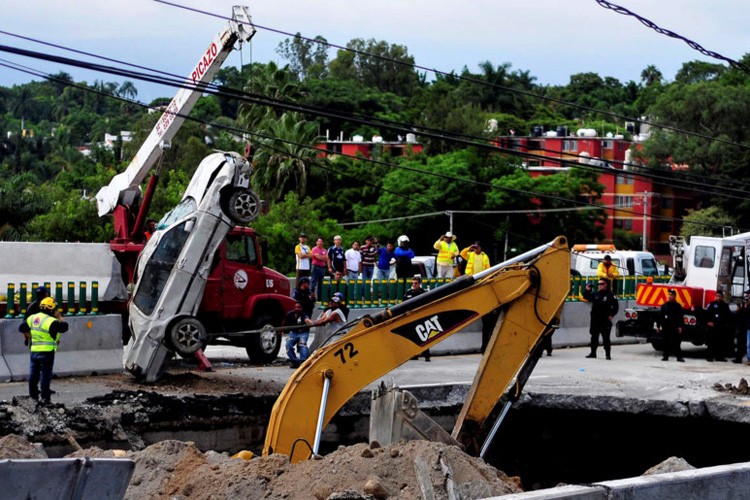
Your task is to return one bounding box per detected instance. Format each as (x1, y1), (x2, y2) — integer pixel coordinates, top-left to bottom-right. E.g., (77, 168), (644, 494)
(263, 236), (569, 462)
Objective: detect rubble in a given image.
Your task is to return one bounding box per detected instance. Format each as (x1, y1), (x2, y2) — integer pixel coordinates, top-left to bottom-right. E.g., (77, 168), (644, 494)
(1, 435), (523, 499)
(713, 378), (750, 395)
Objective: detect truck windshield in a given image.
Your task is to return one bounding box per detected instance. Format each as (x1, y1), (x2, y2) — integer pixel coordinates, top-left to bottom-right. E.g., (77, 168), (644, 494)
(640, 258), (659, 276)
(132, 219), (193, 315)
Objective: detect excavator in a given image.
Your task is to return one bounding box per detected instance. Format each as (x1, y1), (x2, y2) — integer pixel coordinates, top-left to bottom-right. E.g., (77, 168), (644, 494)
(263, 236), (570, 463)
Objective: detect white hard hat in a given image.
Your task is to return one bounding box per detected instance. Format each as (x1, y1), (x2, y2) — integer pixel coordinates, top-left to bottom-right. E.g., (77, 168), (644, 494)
(397, 235), (409, 244)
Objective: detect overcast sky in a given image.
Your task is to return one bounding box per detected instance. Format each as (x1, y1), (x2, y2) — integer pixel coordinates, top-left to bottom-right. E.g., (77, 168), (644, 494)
(0, 0), (748, 103)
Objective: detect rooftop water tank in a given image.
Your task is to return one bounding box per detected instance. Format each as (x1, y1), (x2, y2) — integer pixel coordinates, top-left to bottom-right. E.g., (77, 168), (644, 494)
(372, 135), (383, 143)
(576, 128), (597, 138)
(406, 133), (416, 143)
(353, 135), (363, 142)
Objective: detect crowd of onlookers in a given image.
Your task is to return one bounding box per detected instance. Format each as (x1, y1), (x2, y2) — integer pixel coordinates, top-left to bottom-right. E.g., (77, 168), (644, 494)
(283, 230), (495, 368)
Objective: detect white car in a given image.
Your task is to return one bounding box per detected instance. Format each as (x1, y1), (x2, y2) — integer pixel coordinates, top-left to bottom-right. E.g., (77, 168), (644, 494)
(124, 151), (260, 382)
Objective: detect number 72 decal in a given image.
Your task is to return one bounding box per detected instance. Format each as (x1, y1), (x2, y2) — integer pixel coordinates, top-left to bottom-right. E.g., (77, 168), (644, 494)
(333, 342), (359, 364)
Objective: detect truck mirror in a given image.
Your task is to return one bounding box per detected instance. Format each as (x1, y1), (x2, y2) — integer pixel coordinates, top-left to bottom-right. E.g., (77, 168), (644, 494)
(260, 238), (268, 264)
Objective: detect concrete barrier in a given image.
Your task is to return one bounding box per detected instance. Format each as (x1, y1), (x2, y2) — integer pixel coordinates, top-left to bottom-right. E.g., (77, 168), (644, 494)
(1, 315), (124, 382)
(0, 242), (129, 301)
(492, 461), (750, 499)
(322, 300), (640, 356)
(0, 458), (134, 499)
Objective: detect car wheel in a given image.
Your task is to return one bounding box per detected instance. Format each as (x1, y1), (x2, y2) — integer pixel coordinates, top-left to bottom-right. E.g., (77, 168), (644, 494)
(224, 188), (261, 224)
(245, 315), (281, 363)
(169, 318), (207, 356)
(650, 338), (664, 352)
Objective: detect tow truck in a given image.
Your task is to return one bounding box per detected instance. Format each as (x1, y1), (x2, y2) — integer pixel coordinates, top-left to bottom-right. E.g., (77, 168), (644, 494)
(92, 6), (295, 377)
(262, 236), (570, 462)
(617, 232), (750, 350)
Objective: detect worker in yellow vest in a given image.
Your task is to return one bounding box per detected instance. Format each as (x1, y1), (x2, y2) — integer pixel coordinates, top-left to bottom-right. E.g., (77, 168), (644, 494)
(460, 241), (491, 276)
(18, 297), (68, 404)
(433, 231), (459, 279)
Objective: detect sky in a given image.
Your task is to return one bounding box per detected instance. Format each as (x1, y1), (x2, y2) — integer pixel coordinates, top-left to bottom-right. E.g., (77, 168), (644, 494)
(0, 0), (748, 104)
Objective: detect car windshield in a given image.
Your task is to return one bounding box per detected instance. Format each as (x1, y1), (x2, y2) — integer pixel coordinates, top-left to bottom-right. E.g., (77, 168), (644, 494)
(158, 197), (198, 229)
(640, 258), (659, 276)
(132, 219), (193, 315)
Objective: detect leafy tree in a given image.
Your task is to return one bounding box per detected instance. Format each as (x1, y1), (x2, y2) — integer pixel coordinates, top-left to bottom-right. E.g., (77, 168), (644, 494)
(328, 38), (421, 97)
(640, 65), (663, 87)
(680, 206), (735, 239)
(674, 61), (726, 84)
(276, 33), (329, 80)
(251, 192), (341, 273)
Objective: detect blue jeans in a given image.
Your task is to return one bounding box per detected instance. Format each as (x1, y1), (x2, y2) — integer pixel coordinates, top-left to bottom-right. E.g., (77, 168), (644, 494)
(361, 266), (375, 296)
(286, 332), (309, 365)
(29, 351), (55, 401)
(310, 265), (327, 299)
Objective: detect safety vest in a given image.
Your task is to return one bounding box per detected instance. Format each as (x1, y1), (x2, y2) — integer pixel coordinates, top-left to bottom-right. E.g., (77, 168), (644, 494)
(466, 252), (490, 275)
(436, 241), (458, 266)
(26, 313), (58, 353)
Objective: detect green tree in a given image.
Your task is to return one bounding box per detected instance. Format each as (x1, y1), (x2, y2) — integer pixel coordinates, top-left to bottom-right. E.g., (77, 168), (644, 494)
(276, 33), (329, 80)
(251, 192), (341, 273)
(680, 206), (735, 239)
(328, 38), (421, 97)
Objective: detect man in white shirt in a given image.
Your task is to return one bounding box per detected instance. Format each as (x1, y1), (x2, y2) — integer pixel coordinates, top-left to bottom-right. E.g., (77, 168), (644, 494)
(308, 295), (347, 352)
(344, 240), (361, 280)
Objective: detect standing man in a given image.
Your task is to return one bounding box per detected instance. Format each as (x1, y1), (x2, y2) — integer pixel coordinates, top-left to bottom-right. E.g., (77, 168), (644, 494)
(734, 289), (750, 364)
(657, 289), (685, 362)
(582, 279), (619, 360)
(704, 290), (731, 362)
(597, 255), (619, 290)
(394, 235), (415, 280)
(295, 233), (311, 283)
(345, 240), (361, 280)
(284, 301), (312, 369)
(374, 241), (395, 282)
(327, 235), (346, 277)
(310, 237), (330, 300)
(403, 276), (430, 361)
(462, 241), (491, 276)
(292, 277), (316, 318)
(434, 231), (459, 280)
(360, 236), (378, 285)
(18, 297), (68, 404)
(144, 218), (157, 241)
(26, 285), (49, 317)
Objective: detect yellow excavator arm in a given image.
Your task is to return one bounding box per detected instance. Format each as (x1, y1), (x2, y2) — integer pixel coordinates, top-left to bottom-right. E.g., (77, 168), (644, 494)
(263, 236), (570, 462)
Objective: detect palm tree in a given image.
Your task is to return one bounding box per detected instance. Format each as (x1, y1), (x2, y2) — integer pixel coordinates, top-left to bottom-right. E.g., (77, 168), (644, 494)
(251, 111), (320, 201)
(640, 65), (663, 87)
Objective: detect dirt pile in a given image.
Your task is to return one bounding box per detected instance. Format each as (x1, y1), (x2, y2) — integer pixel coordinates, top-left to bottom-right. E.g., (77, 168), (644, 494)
(3, 435), (522, 499)
(714, 378), (750, 395)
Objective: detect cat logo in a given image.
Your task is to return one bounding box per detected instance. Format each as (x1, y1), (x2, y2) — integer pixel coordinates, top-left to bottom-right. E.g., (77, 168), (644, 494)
(415, 315), (443, 342)
(391, 309), (477, 347)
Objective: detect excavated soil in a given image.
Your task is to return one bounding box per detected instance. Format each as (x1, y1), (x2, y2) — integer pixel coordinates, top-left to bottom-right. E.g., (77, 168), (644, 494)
(2, 435), (524, 499)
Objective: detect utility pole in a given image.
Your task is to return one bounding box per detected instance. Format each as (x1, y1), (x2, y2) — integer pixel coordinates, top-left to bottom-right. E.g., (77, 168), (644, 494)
(642, 191), (649, 251)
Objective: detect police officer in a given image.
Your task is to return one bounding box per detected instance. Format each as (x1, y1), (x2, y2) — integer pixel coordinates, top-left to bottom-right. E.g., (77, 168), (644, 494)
(705, 290), (731, 362)
(657, 289), (685, 362)
(583, 279), (619, 359)
(18, 297), (68, 403)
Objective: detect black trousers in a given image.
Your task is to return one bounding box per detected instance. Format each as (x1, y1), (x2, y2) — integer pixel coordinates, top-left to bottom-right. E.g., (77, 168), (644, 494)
(589, 320), (612, 354)
(662, 329), (683, 359)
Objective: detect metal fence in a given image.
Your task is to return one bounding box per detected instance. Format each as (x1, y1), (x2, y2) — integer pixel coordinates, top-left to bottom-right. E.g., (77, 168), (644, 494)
(318, 275), (673, 308)
(2, 281), (100, 318)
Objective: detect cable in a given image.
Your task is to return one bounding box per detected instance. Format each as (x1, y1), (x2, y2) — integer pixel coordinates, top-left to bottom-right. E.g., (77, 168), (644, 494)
(1, 31), (748, 201)
(154, 0), (750, 152)
(594, 0), (750, 75)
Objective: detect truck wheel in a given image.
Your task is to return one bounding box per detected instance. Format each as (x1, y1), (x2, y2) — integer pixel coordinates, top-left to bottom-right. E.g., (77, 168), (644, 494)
(169, 318), (207, 356)
(245, 315), (281, 364)
(650, 338), (664, 352)
(224, 188), (260, 224)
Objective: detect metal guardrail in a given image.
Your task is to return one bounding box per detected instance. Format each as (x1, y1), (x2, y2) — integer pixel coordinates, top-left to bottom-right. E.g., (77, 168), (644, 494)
(319, 275), (673, 308)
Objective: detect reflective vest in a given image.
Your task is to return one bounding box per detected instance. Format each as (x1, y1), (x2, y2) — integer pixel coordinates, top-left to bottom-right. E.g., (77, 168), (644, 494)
(26, 313), (58, 352)
(435, 240), (458, 266)
(466, 251), (490, 275)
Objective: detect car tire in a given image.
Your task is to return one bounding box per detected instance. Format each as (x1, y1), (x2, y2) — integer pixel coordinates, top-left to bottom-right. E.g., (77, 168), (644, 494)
(169, 317), (207, 356)
(224, 188), (261, 224)
(245, 315), (282, 364)
(650, 338), (664, 352)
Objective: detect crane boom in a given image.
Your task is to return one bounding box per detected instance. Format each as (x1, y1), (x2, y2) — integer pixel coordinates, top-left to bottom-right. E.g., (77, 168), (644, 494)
(95, 5), (255, 217)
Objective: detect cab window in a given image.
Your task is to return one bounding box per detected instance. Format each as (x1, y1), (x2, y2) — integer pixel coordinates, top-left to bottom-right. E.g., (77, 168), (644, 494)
(225, 234), (258, 266)
(694, 246), (716, 269)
